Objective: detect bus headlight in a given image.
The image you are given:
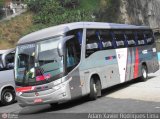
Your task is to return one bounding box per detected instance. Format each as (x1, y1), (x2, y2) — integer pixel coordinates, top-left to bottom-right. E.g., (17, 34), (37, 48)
(53, 79), (62, 86)
(52, 82), (66, 91)
(52, 85), (61, 90)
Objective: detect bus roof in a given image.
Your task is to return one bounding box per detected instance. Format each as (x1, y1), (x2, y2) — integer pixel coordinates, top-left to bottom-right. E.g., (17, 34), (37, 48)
(17, 22), (150, 45)
(0, 50), (8, 54)
(0, 49), (14, 55)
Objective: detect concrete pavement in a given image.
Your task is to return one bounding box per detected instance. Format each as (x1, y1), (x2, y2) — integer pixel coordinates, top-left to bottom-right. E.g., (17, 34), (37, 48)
(0, 70), (160, 118)
(106, 70), (160, 102)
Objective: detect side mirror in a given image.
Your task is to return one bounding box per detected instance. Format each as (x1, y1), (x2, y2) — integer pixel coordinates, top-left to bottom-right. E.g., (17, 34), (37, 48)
(0, 64), (4, 71)
(7, 63), (14, 69)
(57, 43), (64, 57)
(57, 35), (75, 57)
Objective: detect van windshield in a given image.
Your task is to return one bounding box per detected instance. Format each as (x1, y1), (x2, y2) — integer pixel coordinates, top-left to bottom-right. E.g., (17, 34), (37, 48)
(0, 54), (3, 70)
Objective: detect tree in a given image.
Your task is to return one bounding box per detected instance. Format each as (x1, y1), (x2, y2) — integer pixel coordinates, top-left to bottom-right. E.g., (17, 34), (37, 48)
(27, 0), (93, 25)
(0, 0), (5, 19)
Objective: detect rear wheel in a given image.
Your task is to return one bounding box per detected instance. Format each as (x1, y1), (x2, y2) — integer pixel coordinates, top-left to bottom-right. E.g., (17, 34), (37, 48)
(140, 65), (148, 81)
(1, 89), (15, 106)
(89, 77), (101, 100)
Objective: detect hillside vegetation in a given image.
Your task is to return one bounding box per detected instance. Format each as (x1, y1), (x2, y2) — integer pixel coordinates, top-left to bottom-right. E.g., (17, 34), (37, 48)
(0, 12), (33, 49)
(0, 0), (159, 51)
(0, 0), (103, 49)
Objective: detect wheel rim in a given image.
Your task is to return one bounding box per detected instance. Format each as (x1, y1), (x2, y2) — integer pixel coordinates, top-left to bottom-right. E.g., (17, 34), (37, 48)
(4, 92), (13, 103)
(142, 68), (147, 79)
(93, 83), (97, 94)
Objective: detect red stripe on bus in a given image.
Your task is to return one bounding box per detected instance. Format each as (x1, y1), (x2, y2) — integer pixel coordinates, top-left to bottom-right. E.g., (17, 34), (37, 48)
(134, 48), (139, 78)
(16, 86), (35, 92)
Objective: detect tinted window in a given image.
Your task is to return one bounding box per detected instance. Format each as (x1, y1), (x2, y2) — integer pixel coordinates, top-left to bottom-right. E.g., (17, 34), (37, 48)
(86, 30), (100, 58)
(5, 52), (15, 70)
(0, 54), (3, 70)
(125, 31), (136, 47)
(66, 36), (81, 73)
(144, 30), (154, 45)
(100, 30), (114, 49)
(114, 31), (125, 48)
(137, 31), (146, 46)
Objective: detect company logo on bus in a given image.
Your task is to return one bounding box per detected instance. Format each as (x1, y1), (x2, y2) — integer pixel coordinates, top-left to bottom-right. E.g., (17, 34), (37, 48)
(105, 55), (116, 61)
(36, 74), (51, 81)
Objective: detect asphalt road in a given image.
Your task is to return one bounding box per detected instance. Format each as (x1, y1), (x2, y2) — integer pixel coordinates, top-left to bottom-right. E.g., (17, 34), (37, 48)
(0, 69), (160, 119)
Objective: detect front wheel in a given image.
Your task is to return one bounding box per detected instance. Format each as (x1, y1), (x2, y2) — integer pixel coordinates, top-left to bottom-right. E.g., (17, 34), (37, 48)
(1, 89), (15, 106)
(89, 78), (101, 100)
(50, 103), (59, 109)
(140, 65), (148, 81)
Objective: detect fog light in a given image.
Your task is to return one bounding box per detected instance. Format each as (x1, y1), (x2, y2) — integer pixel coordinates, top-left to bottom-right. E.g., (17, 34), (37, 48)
(16, 92), (22, 96)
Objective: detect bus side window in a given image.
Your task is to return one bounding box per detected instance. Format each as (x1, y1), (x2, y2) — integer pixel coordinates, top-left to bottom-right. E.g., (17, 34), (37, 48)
(100, 30), (113, 49)
(5, 53), (15, 70)
(114, 31), (125, 48)
(66, 36), (81, 73)
(86, 30), (100, 58)
(144, 31), (154, 45)
(125, 31), (136, 47)
(137, 32), (146, 46)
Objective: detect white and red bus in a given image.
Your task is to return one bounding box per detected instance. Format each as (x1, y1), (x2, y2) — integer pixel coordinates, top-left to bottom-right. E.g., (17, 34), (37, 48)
(14, 22), (159, 107)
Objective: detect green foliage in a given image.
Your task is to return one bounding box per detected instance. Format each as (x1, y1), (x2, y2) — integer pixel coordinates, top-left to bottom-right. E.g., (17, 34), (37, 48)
(0, 0), (4, 19)
(0, 0), (126, 49)
(60, 0), (80, 8)
(27, 0), (94, 26)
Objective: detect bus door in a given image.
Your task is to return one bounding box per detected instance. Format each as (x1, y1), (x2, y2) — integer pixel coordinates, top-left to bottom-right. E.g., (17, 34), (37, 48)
(65, 34), (83, 99)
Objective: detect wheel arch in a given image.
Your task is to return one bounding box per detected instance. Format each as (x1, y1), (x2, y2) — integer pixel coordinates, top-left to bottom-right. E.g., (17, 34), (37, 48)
(89, 73), (102, 92)
(141, 62), (148, 71)
(0, 85), (15, 101)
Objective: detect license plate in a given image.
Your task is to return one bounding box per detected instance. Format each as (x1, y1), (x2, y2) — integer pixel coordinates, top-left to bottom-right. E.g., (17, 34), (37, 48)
(34, 98), (43, 103)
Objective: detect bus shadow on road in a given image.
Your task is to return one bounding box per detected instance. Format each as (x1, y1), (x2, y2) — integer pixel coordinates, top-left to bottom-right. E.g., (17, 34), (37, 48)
(0, 101), (17, 107)
(19, 76), (156, 115)
(19, 96), (90, 115)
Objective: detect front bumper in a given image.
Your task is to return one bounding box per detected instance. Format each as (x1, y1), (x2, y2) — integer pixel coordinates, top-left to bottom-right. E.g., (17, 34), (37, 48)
(17, 81), (71, 107)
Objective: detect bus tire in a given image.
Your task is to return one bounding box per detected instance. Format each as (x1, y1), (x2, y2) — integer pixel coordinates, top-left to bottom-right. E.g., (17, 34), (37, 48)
(140, 64), (148, 81)
(50, 103), (59, 109)
(89, 77), (101, 100)
(1, 89), (15, 106)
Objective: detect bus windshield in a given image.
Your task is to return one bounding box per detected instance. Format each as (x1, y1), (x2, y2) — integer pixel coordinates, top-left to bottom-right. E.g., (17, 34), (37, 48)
(15, 37), (64, 86)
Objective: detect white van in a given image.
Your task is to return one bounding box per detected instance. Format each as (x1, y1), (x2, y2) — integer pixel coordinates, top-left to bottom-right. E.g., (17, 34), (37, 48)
(0, 49), (16, 105)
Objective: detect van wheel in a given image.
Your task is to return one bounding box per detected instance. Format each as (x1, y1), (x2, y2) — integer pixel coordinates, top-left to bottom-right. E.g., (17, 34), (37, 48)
(1, 89), (15, 106)
(140, 65), (148, 81)
(89, 77), (101, 100)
